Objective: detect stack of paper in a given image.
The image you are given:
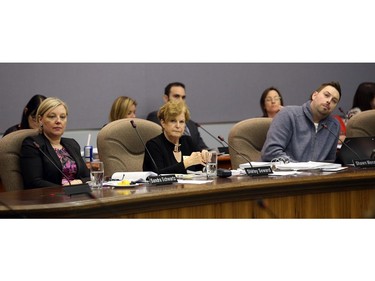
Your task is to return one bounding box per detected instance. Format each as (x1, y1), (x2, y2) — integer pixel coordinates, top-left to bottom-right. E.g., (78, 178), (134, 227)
(274, 161), (346, 172)
(111, 171), (158, 183)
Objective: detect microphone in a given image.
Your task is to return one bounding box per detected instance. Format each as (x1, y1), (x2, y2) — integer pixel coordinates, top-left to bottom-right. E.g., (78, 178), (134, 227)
(217, 135), (253, 168)
(321, 124), (361, 160)
(321, 124), (374, 168)
(195, 122), (226, 148)
(130, 120), (177, 185)
(338, 107), (346, 116)
(218, 136), (272, 176)
(33, 141), (93, 197)
(130, 120), (160, 175)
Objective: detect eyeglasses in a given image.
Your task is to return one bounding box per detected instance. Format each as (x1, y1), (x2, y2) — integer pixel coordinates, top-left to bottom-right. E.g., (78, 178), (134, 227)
(265, 97), (281, 102)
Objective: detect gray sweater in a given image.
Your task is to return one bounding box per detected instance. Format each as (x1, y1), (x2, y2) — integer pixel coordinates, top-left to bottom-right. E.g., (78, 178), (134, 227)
(261, 101), (340, 162)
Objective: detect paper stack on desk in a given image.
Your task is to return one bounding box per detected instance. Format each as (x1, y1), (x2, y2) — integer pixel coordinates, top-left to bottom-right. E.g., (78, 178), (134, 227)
(274, 161), (346, 172)
(111, 171), (158, 183)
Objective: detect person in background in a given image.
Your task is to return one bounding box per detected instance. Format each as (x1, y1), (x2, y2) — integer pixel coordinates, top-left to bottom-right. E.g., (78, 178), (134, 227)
(146, 82), (208, 150)
(2, 94), (47, 137)
(260, 86), (284, 118)
(346, 82), (375, 120)
(143, 101), (209, 174)
(20, 97), (90, 189)
(333, 114), (347, 143)
(261, 81), (342, 163)
(109, 96), (137, 122)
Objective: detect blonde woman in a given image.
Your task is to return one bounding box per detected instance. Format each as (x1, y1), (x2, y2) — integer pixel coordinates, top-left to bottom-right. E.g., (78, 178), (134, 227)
(20, 97), (90, 189)
(109, 96), (137, 122)
(143, 101), (208, 174)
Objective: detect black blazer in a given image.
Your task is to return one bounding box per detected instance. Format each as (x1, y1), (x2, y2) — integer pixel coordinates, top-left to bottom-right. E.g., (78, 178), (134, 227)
(146, 110), (208, 150)
(20, 134), (90, 189)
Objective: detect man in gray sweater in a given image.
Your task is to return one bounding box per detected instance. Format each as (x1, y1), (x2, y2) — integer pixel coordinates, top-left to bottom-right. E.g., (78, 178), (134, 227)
(261, 81), (341, 162)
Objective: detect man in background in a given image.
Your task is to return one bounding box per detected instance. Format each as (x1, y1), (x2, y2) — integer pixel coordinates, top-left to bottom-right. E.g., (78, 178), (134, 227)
(147, 82), (208, 150)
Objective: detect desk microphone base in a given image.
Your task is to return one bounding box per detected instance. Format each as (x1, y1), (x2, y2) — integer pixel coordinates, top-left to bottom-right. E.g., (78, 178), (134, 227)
(64, 184), (92, 196)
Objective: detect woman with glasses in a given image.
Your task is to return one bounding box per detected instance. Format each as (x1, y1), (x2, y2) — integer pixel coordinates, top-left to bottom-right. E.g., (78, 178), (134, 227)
(259, 87), (284, 118)
(2, 94), (47, 137)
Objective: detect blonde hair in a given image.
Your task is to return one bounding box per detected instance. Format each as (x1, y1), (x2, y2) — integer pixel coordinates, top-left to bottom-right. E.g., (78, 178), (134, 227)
(36, 97), (68, 119)
(157, 101), (190, 123)
(109, 96), (137, 122)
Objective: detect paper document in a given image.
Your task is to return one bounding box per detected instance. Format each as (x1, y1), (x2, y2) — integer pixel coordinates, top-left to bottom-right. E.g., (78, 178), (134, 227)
(275, 161), (342, 171)
(268, 171), (302, 176)
(177, 179), (213, 184)
(111, 171), (158, 183)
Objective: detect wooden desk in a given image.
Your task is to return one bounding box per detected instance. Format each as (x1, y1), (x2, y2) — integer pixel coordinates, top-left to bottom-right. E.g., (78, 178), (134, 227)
(1, 168), (375, 218)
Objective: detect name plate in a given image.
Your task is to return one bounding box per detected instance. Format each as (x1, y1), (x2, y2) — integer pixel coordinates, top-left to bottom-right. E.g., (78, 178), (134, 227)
(353, 159), (375, 168)
(148, 175), (178, 185)
(245, 166), (273, 177)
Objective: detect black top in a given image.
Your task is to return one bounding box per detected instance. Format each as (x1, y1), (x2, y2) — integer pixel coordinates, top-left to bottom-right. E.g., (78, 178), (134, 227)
(143, 133), (203, 174)
(20, 134), (90, 189)
(146, 110), (208, 150)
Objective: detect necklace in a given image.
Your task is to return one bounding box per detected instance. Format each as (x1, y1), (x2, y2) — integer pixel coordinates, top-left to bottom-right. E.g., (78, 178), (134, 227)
(173, 143), (181, 153)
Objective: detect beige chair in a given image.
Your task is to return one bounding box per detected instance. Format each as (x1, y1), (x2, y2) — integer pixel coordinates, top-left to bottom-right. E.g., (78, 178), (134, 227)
(346, 109), (375, 138)
(97, 118), (162, 176)
(228, 118), (272, 169)
(0, 129), (39, 191)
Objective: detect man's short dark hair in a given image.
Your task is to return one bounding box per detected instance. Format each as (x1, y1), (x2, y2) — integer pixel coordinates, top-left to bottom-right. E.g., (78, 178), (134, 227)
(164, 82), (186, 97)
(313, 81), (342, 100)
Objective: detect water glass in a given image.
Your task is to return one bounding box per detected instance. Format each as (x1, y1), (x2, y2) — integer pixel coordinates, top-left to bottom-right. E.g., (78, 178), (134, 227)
(206, 151), (218, 178)
(90, 161), (104, 189)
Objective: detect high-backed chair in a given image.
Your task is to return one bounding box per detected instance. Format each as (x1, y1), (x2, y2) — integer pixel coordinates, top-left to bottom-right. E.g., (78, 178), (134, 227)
(228, 118), (272, 169)
(0, 129), (39, 191)
(346, 110), (375, 138)
(97, 118), (162, 176)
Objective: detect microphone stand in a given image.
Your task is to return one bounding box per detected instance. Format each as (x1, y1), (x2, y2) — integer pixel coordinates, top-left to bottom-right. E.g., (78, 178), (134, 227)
(322, 124), (374, 168)
(218, 136), (272, 176)
(33, 141), (93, 197)
(130, 120), (177, 185)
(195, 122), (227, 152)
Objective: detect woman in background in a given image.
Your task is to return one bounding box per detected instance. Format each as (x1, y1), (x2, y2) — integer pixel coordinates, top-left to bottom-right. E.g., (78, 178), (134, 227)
(259, 87), (284, 118)
(20, 97), (90, 189)
(143, 101), (208, 174)
(346, 82), (375, 120)
(109, 96), (137, 122)
(2, 94), (47, 137)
